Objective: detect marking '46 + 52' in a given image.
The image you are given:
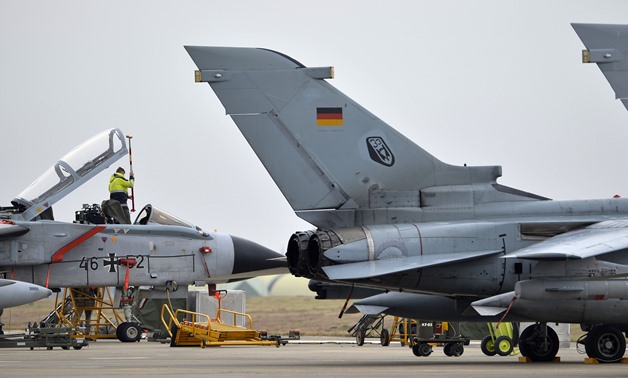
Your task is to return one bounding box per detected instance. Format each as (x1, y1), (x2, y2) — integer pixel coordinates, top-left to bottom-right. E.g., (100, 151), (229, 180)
(79, 253), (145, 273)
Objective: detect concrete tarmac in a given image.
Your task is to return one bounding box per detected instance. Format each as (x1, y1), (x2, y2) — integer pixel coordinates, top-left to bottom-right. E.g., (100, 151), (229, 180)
(0, 338), (626, 377)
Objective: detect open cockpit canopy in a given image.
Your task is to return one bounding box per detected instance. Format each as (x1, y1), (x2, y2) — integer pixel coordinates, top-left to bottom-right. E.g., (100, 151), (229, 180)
(10, 128), (127, 221)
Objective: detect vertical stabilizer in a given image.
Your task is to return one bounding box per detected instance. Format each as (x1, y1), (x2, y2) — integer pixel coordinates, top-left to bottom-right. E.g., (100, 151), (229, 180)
(573, 23), (628, 111)
(186, 47), (501, 218)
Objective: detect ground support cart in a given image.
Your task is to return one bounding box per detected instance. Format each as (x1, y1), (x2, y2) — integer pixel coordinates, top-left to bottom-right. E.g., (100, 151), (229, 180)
(161, 304), (298, 347)
(349, 314), (389, 346)
(480, 322), (519, 357)
(0, 323), (88, 350)
(411, 333), (471, 357)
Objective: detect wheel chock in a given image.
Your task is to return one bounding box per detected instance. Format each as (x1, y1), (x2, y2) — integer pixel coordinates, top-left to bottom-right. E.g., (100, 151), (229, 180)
(518, 356), (561, 363)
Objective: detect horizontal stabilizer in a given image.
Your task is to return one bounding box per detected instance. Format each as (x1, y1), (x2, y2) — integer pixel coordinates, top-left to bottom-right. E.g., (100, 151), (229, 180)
(505, 220), (628, 260)
(573, 23), (628, 111)
(322, 249), (502, 280)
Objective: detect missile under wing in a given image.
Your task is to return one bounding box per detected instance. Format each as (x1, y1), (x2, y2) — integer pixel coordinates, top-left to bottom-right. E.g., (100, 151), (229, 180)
(186, 23), (628, 362)
(0, 279), (52, 309)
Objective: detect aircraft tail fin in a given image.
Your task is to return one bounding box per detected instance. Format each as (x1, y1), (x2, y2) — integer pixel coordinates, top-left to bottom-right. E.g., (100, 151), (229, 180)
(186, 47), (503, 225)
(573, 23), (628, 111)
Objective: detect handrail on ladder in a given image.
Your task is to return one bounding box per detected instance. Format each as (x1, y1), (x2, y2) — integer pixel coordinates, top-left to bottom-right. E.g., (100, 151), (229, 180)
(161, 303), (255, 338)
(161, 304), (181, 338)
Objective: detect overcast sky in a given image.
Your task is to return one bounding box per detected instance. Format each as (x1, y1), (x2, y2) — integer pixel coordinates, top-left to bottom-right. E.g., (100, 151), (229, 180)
(2, 1), (628, 253)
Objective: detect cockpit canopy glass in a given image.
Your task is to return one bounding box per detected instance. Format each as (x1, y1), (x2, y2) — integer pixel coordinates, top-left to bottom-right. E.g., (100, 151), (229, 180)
(134, 204), (209, 237)
(13, 129), (126, 210)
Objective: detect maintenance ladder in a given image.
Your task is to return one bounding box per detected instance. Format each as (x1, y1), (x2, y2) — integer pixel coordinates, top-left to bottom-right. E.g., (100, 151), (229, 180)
(161, 304), (281, 347)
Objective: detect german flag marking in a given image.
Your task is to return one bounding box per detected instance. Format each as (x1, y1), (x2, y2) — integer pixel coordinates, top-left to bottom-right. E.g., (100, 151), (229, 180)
(317, 107), (343, 126)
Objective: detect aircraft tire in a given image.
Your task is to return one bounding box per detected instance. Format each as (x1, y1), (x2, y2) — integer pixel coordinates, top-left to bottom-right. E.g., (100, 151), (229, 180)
(116, 322), (142, 343)
(380, 328), (390, 346)
(585, 325), (626, 363)
(355, 327), (365, 346)
(495, 336), (513, 356)
(519, 324), (559, 362)
(480, 336), (497, 356)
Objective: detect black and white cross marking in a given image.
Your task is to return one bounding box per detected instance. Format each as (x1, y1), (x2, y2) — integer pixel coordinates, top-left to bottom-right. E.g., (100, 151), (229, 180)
(103, 253), (119, 273)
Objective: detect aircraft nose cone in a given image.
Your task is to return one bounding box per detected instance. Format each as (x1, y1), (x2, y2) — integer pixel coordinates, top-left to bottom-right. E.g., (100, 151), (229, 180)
(42, 287), (53, 297)
(25, 283), (53, 303)
(231, 236), (287, 277)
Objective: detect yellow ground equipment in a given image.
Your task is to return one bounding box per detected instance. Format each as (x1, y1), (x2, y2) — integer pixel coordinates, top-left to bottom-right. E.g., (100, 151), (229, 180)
(350, 315), (469, 357)
(161, 303), (295, 347)
(41, 287), (127, 341)
(349, 314), (387, 346)
(387, 317), (416, 346)
(481, 322), (519, 356)
(409, 321), (469, 357)
(350, 315), (416, 346)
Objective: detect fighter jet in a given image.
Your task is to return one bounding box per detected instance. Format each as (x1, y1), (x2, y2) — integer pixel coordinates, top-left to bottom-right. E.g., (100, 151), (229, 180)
(0, 128), (286, 341)
(186, 23), (628, 362)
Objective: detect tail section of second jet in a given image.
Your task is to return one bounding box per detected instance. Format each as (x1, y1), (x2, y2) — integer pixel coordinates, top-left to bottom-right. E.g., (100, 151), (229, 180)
(573, 23), (628, 111)
(186, 46), (503, 224)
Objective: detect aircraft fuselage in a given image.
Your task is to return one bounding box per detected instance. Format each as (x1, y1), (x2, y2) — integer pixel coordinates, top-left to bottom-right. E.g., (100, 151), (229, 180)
(297, 197), (628, 298)
(0, 220), (278, 288)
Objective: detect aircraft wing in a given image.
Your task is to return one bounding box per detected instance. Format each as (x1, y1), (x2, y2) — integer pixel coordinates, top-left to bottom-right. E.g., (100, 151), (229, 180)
(573, 23), (628, 111)
(506, 220), (628, 260)
(322, 249), (502, 280)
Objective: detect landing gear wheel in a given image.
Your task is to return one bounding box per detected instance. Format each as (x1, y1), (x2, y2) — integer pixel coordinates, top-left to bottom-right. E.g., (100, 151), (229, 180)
(116, 322), (142, 342)
(481, 335), (497, 356)
(412, 342), (432, 357)
(495, 336), (514, 356)
(355, 327), (365, 346)
(519, 324), (559, 362)
(450, 342), (464, 357)
(585, 326), (626, 363)
(380, 328), (390, 346)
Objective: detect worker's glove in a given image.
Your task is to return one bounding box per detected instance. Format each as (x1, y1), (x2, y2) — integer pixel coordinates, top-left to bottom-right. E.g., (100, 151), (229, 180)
(130, 175), (135, 180)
